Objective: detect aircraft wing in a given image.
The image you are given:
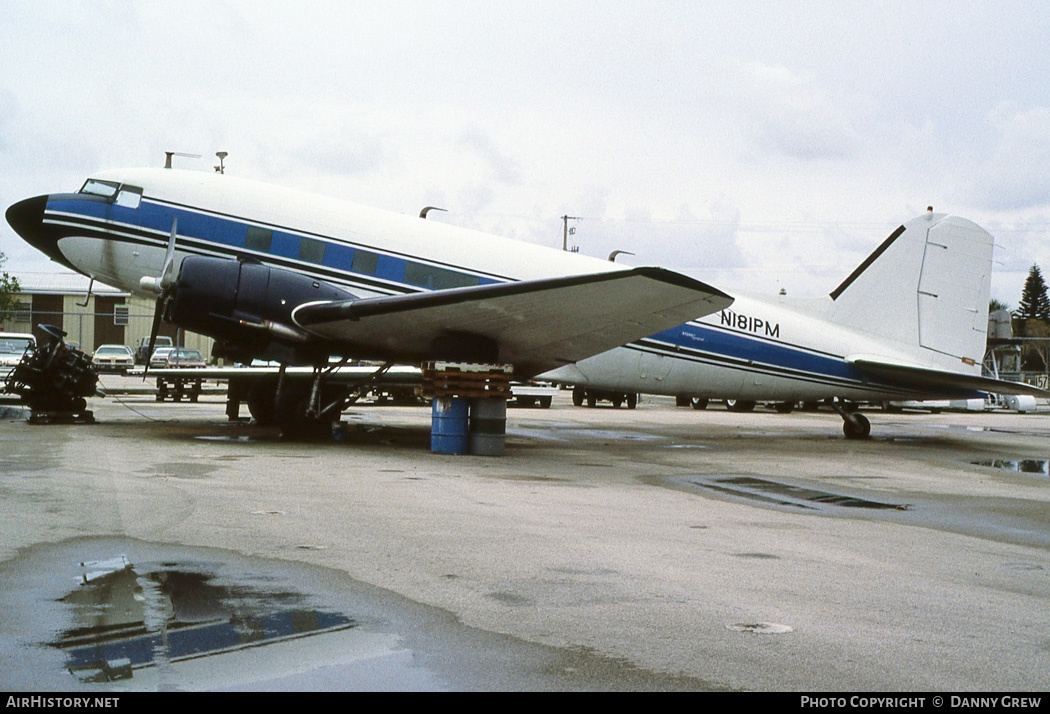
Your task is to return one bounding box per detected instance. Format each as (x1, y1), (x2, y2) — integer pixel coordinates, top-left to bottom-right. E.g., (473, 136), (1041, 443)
(847, 356), (1050, 397)
(293, 267), (732, 377)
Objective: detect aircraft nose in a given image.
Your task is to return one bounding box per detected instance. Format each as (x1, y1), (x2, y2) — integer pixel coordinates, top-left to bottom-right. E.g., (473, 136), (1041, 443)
(6, 195), (47, 242)
(5, 194), (72, 267)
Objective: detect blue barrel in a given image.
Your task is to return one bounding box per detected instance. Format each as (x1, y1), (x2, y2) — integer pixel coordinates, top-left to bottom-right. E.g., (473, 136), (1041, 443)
(469, 398), (507, 457)
(431, 397), (469, 454)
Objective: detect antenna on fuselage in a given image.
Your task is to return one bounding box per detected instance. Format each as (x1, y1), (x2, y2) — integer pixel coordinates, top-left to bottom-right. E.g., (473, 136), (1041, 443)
(215, 151), (228, 174)
(420, 206), (447, 219)
(163, 151), (202, 169)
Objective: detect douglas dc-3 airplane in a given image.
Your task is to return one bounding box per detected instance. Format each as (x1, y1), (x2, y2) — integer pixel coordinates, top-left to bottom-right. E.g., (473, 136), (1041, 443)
(6, 166), (1045, 439)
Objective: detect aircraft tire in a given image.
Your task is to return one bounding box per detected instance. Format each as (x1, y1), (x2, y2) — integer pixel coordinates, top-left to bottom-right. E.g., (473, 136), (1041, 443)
(538, 396), (552, 409)
(842, 413), (871, 439)
(690, 397), (708, 410)
(572, 387), (584, 407)
(725, 399), (756, 412)
(626, 393), (637, 409)
(774, 402), (795, 414)
(247, 382), (278, 425)
(275, 386), (339, 439)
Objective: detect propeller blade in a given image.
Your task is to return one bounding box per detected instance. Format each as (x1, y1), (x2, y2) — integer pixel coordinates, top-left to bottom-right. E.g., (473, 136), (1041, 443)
(139, 217), (178, 294)
(140, 217), (179, 378)
(142, 288), (172, 380)
(159, 216), (177, 289)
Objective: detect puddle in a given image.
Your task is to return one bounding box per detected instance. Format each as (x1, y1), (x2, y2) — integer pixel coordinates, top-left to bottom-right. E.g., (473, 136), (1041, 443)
(972, 459), (1050, 475)
(195, 436), (263, 443)
(0, 538), (715, 691)
(57, 555), (354, 683)
(509, 426), (665, 443)
(678, 476), (908, 512)
(725, 622), (794, 634)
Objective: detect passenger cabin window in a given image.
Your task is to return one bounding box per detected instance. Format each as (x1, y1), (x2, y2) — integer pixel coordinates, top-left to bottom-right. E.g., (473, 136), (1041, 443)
(79, 179), (120, 199)
(404, 262), (480, 290)
(352, 250), (379, 275)
(245, 226), (273, 252)
(299, 237), (325, 263)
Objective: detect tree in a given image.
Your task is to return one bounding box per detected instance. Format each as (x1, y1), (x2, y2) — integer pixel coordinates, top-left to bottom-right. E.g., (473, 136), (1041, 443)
(1013, 264), (1050, 370)
(0, 251), (21, 322)
(1017, 264), (1050, 324)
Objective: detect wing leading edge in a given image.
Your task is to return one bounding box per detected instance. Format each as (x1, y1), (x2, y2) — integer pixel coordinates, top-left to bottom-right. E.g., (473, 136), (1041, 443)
(293, 267), (733, 377)
(847, 355), (1050, 398)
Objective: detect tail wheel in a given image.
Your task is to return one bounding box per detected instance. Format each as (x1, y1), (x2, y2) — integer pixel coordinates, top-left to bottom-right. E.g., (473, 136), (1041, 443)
(843, 413), (871, 439)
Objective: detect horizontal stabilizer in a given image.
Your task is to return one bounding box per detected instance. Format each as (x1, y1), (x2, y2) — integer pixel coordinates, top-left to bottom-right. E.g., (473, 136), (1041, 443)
(848, 356), (1049, 398)
(293, 267), (732, 377)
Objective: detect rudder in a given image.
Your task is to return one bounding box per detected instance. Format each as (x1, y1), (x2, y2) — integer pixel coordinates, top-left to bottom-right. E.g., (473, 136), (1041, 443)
(828, 212), (994, 369)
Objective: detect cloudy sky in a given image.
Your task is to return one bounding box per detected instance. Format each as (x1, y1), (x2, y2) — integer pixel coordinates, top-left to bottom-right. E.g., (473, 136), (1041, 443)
(2, 1), (1049, 305)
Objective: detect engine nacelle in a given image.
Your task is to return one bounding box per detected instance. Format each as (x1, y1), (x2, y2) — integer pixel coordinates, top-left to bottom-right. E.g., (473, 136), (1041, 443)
(165, 256), (357, 364)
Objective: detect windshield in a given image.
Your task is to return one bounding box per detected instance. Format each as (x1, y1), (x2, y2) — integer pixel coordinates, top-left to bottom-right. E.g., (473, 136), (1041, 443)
(95, 347), (130, 356)
(79, 179), (121, 198)
(0, 337), (33, 355)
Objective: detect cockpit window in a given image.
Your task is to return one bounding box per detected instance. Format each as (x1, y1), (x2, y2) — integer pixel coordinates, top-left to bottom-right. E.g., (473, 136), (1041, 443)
(79, 179), (121, 198)
(115, 185), (142, 209)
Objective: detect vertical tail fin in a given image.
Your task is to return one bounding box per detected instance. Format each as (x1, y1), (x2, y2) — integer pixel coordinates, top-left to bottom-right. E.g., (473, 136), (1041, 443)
(828, 212), (994, 369)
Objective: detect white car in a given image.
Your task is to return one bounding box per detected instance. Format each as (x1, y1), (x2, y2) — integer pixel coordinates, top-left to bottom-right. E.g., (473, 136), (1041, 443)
(0, 333), (35, 378)
(92, 344), (135, 374)
(149, 347), (175, 369)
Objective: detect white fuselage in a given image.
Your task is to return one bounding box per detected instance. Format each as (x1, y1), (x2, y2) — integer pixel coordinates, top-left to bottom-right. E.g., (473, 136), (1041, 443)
(29, 168), (983, 404)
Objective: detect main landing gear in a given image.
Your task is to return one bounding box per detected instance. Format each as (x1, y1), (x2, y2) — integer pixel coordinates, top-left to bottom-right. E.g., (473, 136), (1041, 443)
(829, 399), (871, 439)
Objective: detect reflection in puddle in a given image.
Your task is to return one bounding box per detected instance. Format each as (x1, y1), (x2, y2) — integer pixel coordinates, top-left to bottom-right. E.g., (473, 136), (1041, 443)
(972, 459), (1050, 475)
(57, 555), (354, 683)
(0, 539), (712, 691)
(680, 476), (908, 512)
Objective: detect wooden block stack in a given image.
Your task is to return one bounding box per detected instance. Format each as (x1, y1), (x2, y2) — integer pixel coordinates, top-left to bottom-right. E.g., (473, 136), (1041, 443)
(421, 361), (514, 400)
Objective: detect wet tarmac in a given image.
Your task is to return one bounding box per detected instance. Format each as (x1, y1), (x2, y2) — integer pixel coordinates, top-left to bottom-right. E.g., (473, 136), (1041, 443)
(1, 539), (705, 691)
(1, 387), (1049, 691)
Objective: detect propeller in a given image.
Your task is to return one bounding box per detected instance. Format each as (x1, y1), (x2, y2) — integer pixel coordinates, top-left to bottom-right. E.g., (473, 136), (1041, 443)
(140, 218), (178, 378)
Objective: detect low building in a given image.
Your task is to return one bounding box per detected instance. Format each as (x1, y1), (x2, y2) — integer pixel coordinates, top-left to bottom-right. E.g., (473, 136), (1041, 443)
(0, 270), (213, 359)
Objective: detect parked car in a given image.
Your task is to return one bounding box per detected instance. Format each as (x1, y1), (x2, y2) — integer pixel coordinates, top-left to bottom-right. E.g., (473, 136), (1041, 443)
(166, 348), (206, 368)
(91, 344), (135, 374)
(0, 333), (35, 369)
(148, 347), (175, 369)
(137, 335), (174, 364)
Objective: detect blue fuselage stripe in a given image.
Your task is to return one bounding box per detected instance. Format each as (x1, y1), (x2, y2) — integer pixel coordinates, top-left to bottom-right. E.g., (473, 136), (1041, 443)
(45, 196), (502, 296)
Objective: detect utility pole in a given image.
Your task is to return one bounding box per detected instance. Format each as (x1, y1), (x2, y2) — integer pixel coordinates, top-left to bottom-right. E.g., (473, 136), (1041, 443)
(561, 215), (580, 251)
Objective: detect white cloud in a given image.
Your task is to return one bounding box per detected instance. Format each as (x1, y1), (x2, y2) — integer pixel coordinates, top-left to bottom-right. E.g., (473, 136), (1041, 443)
(971, 103), (1050, 211)
(729, 61), (861, 161)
